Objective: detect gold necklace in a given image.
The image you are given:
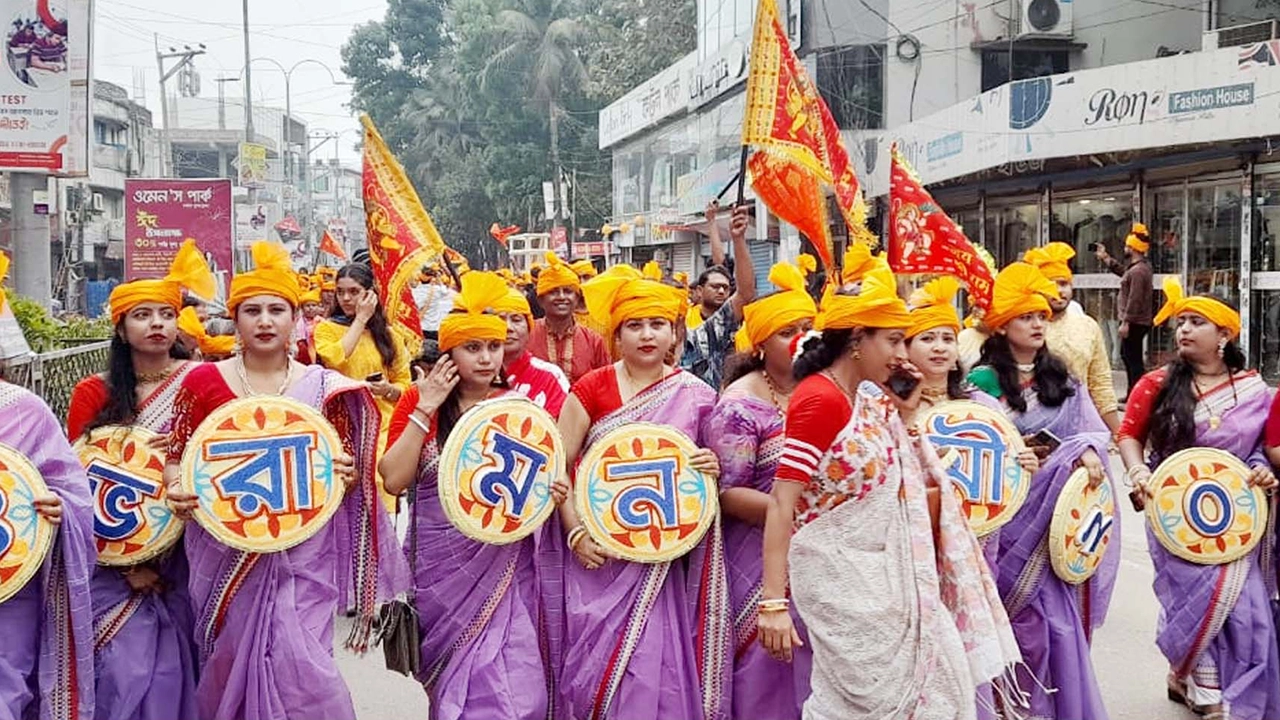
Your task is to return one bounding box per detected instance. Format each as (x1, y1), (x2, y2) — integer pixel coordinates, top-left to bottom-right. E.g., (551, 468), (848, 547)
(1193, 372), (1236, 431)
(920, 385), (949, 404)
(823, 369), (855, 399)
(760, 370), (790, 419)
(620, 362), (661, 398)
(136, 363), (175, 384)
(235, 356), (294, 397)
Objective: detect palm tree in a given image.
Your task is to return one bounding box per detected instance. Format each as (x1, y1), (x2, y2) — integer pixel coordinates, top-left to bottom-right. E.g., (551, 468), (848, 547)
(482, 0), (587, 232)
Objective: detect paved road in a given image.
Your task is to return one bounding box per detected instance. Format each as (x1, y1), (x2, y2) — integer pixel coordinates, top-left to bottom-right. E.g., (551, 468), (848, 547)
(336, 461), (1200, 720)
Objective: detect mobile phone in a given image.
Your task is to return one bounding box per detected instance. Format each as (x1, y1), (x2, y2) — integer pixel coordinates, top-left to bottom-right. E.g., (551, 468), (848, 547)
(887, 369), (920, 399)
(365, 372), (384, 383)
(1087, 242), (1100, 252)
(1128, 487), (1146, 513)
(1031, 429), (1062, 453)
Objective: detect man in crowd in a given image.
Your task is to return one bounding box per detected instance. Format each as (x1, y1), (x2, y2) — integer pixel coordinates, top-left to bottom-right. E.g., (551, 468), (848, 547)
(496, 286), (569, 416)
(1025, 242), (1121, 434)
(681, 203), (755, 390)
(1096, 222), (1155, 400)
(528, 253), (610, 384)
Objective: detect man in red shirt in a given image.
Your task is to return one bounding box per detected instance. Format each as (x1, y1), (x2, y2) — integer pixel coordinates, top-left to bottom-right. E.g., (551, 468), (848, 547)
(527, 253), (610, 384)
(496, 286), (570, 416)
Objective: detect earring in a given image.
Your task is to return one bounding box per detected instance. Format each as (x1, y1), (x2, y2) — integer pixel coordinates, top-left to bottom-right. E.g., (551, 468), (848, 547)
(1218, 338), (1227, 359)
(755, 348), (765, 362)
(232, 333), (243, 356)
(852, 349), (862, 361)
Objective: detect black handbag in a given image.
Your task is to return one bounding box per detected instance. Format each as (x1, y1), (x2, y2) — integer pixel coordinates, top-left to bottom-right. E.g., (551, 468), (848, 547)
(376, 484), (421, 677)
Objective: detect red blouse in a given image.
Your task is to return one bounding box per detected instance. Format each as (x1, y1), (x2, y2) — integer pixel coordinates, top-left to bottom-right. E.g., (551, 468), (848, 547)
(774, 374), (853, 485)
(166, 363), (240, 461)
(66, 374), (109, 439)
(570, 365), (624, 422)
(1117, 368), (1167, 445)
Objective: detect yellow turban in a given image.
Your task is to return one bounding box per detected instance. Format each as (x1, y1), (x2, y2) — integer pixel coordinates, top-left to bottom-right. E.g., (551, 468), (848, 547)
(438, 271), (510, 352)
(841, 243), (880, 285)
(907, 276), (962, 339)
(536, 252), (580, 296)
(672, 271), (689, 289)
(817, 264), (911, 331)
(109, 239), (215, 326)
(983, 263), (1058, 331)
(493, 285), (534, 330)
(229, 242), (300, 314)
(735, 261), (817, 352)
(1126, 222), (1150, 254)
(583, 264), (685, 338)
(571, 259), (598, 279)
(1023, 242), (1076, 282)
(299, 287), (322, 306)
(1153, 276), (1240, 339)
(177, 306), (236, 356)
(0, 252), (10, 313)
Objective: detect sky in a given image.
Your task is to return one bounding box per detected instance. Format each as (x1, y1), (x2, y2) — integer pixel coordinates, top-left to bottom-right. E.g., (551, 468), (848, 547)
(93, 0), (386, 164)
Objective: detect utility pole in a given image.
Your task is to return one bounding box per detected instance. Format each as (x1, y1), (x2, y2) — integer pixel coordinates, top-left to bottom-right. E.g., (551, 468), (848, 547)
(241, 1), (254, 144)
(155, 37), (206, 177)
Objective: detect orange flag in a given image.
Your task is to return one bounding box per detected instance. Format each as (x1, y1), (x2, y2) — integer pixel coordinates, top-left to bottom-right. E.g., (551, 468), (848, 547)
(318, 230), (348, 260)
(361, 114), (447, 358)
(741, 0), (874, 272)
(886, 144), (994, 309)
(489, 222), (520, 247)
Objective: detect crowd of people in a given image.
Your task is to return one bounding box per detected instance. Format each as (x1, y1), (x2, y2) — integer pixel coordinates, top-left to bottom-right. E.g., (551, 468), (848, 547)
(3, 207), (1280, 720)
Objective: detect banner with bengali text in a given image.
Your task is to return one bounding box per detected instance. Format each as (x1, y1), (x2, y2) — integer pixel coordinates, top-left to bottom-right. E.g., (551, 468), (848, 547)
(124, 179), (234, 300)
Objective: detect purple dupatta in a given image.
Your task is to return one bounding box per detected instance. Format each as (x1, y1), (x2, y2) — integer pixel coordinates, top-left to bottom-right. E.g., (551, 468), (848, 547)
(0, 383), (96, 720)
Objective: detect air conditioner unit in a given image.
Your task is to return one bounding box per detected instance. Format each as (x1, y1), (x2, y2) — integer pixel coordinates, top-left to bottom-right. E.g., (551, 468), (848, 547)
(90, 193), (104, 212)
(1019, 0), (1073, 37)
(1202, 20), (1279, 52)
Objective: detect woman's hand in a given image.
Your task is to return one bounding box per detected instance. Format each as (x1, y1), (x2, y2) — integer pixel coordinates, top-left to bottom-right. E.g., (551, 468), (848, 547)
(122, 566), (165, 595)
(1077, 449), (1107, 489)
(689, 448), (720, 478)
(368, 379), (400, 402)
(33, 494), (62, 525)
(1022, 435), (1054, 462)
(550, 477), (570, 506)
(166, 482), (199, 520)
(145, 432), (170, 451)
(758, 605), (804, 662)
(573, 534), (613, 571)
(1016, 448), (1040, 475)
(883, 360), (925, 418)
(415, 356), (459, 417)
(334, 453), (357, 489)
(1249, 464), (1278, 491)
(355, 289), (378, 323)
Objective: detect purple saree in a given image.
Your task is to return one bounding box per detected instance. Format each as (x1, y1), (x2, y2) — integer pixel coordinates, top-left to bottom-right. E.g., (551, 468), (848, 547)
(169, 365), (410, 720)
(0, 383), (95, 720)
(705, 393), (810, 720)
(77, 362), (199, 720)
(1129, 369), (1280, 719)
(544, 370), (731, 720)
(406, 391), (549, 720)
(998, 380), (1114, 720)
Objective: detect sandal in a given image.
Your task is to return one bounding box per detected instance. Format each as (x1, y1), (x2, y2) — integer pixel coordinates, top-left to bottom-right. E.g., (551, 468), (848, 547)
(1167, 676), (1189, 706)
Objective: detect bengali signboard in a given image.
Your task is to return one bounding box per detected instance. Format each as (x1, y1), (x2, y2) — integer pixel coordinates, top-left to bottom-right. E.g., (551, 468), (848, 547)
(0, 0), (86, 172)
(237, 141), (267, 189)
(598, 52), (696, 150)
(124, 179), (233, 298)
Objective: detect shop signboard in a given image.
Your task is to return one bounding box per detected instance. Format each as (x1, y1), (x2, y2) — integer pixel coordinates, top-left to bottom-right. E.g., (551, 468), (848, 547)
(858, 41), (1280, 197)
(238, 142), (268, 188)
(599, 52), (697, 150)
(124, 179), (234, 298)
(687, 37), (748, 111)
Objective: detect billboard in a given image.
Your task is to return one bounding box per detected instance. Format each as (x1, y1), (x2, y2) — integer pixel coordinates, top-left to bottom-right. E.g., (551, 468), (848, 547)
(0, 0), (85, 172)
(237, 141), (267, 188)
(124, 179), (234, 300)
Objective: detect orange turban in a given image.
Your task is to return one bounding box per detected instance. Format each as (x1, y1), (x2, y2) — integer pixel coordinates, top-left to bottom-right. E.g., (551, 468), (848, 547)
(493, 285), (534, 330)
(583, 264), (685, 338)
(672, 271), (689, 289)
(983, 263), (1058, 331)
(817, 264), (911, 331)
(907, 276), (962, 339)
(1125, 222), (1150, 254)
(109, 239), (215, 326)
(571, 259), (598, 279)
(1153, 276), (1240, 339)
(438, 271), (510, 352)
(735, 261), (817, 352)
(228, 242), (300, 313)
(178, 306), (236, 356)
(536, 252), (580, 296)
(1024, 242), (1076, 282)
(316, 266), (338, 291)
(0, 252), (10, 313)
(841, 243), (880, 285)
(299, 287), (322, 305)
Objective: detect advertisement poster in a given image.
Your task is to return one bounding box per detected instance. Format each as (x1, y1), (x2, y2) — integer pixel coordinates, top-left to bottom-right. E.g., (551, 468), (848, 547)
(124, 179), (234, 299)
(238, 141), (267, 188)
(0, 0), (81, 171)
(234, 200), (280, 248)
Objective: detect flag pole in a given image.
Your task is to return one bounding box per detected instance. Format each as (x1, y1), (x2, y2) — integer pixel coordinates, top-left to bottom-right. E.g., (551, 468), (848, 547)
(734, 145), (749, 206)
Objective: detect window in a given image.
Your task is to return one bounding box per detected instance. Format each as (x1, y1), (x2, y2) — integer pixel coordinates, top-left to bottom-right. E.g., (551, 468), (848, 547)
(816, 45), (885, 130)
(980, 49), (1068, 92)
(984, 200), (1039, 267)
(1216, 0), (1278, 30)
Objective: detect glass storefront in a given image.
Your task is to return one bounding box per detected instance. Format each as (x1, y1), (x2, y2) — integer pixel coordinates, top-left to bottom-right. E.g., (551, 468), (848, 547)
(1250, 171), (1280, 381)
(984, 199), (1039, 267)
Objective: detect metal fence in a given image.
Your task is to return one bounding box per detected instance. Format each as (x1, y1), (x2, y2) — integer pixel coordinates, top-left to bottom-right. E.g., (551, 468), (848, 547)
(4, 341), (110, 421)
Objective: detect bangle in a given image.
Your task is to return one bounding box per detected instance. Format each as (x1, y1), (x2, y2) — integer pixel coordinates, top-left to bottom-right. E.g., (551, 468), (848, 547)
(758, 598), (790, 612)
(566, 526), (588, 552)
(407, 413), (431, 436)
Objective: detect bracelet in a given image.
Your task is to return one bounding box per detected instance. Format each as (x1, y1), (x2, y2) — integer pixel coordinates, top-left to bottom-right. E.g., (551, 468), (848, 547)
(757, 598), (790, 613)
(407, 412), (431, 436)
(566, 526), (588, 552)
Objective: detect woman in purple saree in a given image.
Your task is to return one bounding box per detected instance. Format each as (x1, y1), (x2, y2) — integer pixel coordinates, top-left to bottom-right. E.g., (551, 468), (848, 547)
(1122, 279), (1280, 719)
(378, 271), (553, 719)
(969, 263), (1115, 720)
(163, 243), (408, 720)
(0, 383), (95, 720)
(705, 259), (816, 719)
(546, 264), (731, 720)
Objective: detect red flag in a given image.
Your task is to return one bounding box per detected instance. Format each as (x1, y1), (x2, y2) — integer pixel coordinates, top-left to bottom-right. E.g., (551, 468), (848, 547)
(361, 114), (447, 358)
(886, 143), (995, 310)
(318, 230), (347, 260)
(741, 0), (874, 272)
(489, 222), (520, 247)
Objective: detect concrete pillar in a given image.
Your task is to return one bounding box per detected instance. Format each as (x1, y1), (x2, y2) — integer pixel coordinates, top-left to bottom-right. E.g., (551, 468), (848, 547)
(11, 172), (51, 307)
